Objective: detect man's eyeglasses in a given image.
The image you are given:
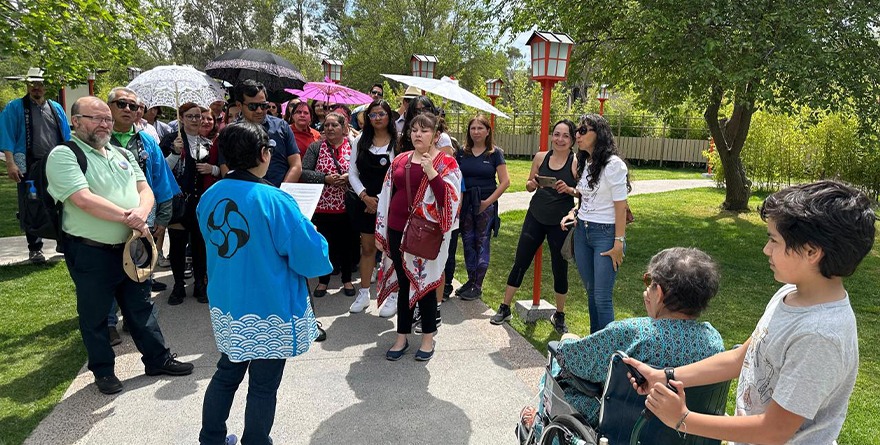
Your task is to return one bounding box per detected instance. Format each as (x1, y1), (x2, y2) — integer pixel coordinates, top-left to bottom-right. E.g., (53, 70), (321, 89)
(245, 102), (270, 111)
(183, 114), (202, 121)
(76, 115), (114, 125)
(368, 111), (388, 119)
(113, 100), (139, 112)
(576, 126), (594, 135)
(370, 90), (383, 97)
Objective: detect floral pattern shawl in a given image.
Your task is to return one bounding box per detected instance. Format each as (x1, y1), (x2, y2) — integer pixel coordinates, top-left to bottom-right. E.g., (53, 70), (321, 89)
(376, 151), (462, 308)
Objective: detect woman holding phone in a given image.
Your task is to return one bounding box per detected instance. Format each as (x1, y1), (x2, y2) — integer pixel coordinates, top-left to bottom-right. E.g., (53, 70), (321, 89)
(490, 119), (578, 333)
(560, 114), (630, 334)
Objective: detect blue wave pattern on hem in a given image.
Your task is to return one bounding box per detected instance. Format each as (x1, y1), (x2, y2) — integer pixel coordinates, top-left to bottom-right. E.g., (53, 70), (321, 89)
(210, 306), (318, 362)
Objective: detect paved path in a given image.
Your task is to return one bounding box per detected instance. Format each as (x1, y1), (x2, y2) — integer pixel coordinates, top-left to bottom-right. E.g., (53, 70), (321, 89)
(2, 179), (714, 444)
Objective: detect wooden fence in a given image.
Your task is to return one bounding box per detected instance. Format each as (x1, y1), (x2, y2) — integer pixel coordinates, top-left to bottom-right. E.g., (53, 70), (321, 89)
(448, 133), (709, 165)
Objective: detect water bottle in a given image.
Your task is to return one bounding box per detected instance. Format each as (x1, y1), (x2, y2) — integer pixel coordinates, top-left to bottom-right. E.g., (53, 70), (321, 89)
(26, 180), (37, 200)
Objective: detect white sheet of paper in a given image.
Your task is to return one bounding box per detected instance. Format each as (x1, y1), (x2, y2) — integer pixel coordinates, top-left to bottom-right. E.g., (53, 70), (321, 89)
(280, 183), (324, 219)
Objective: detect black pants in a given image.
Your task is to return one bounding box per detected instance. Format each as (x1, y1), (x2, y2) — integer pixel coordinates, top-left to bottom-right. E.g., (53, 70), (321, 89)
(169, 223), (207, 287)
(313, 212), (357, 285)
(64, 238), (169, 377)
(17, 181), (43, 252)
(443, 229), (460, 287)
(506, 211), (569, 294)
(387, 229), (438, 335)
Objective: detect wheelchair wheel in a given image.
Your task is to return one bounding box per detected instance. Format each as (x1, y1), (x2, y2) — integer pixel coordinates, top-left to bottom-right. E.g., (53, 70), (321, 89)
(538, 414), (597, 445)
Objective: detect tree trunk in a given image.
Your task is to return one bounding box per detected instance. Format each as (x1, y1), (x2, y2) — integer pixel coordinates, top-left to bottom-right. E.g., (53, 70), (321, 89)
(704, 86), (755, 212)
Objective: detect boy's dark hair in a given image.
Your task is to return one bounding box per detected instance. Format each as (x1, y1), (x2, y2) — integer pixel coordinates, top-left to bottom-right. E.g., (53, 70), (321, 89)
(218, 122), (269, 171)
(234, 79), (267, 104)
(372, 83), (383, 91)
(760, 180), (877, 278)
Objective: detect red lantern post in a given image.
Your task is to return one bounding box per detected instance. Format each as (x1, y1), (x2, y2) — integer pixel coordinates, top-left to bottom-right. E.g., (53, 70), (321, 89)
(597, 84), (609, 116)
(486, 78), (503, 130)
(527, 31), (574, 309)
(322, 59), (343, 84)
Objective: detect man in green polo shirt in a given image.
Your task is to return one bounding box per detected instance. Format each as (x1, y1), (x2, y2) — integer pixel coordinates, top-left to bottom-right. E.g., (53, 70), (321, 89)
(45, 96), (193, 395)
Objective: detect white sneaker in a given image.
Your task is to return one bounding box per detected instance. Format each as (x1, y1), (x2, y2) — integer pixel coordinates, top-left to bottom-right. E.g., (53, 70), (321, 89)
(349, 289), (371, 313)
(157, 253), (170, 268)
(371, 267), (379, 283)
(378, 293), (398, 318)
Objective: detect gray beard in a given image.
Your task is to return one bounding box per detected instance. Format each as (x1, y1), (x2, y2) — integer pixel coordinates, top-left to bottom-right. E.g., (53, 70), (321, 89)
(81, 131), (110, 149)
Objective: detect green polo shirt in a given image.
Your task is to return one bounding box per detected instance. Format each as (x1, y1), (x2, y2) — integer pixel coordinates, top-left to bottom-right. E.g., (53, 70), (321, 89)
(46, 135), (147, 244)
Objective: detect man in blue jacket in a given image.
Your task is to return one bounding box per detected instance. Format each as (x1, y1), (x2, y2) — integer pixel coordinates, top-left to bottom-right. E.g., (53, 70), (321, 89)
(198, 121), (331, 444)
(0, 68), (71, 263)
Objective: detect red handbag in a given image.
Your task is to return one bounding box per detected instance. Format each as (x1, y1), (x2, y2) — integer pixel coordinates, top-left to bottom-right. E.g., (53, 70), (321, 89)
(401, 154), (443, 260)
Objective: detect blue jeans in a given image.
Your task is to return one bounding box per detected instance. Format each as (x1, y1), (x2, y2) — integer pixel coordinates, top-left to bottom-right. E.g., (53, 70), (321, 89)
(572, 220), (619, 333)
(200, 353), (286, 445)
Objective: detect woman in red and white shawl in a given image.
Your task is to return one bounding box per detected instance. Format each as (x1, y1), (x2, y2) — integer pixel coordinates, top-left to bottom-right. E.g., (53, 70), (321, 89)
(375, 112), (462, 362)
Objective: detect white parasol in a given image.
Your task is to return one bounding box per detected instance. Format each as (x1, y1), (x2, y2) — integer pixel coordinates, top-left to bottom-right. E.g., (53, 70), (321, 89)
(381, 74), (510, 118)
(127, 65), (225, 109)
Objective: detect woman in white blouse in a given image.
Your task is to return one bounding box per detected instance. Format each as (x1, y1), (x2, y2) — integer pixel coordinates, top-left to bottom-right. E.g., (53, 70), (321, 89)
(347, 100), (398, 314)
(560, 114), (631, 334)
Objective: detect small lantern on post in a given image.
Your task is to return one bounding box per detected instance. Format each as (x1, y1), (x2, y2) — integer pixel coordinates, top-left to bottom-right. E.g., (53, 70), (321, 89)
(486, 78), (504, 130)
(524, 31), (574, 315)
(322, 59), (343, 84)
(127, 67), (142, 82)
(597, 84), (610, 115)
(410, 54), (438, 79)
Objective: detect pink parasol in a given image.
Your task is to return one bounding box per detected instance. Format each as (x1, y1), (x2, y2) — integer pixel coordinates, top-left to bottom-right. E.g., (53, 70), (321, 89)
(285, 78), (373, 105)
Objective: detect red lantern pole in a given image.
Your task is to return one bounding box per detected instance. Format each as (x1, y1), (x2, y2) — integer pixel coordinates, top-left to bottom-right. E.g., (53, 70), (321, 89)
(88, 72), (96, 96)
(598, 98), (607, 116)
(532, 79), (555, 306)
(489, 97), (498, 130)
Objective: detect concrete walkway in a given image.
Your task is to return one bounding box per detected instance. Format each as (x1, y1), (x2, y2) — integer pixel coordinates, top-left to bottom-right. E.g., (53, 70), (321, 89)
(4, 179), (714, 444)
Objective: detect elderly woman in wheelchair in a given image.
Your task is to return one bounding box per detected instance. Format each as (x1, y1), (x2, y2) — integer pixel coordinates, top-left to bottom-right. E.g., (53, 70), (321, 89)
(519, 247), (728, 445)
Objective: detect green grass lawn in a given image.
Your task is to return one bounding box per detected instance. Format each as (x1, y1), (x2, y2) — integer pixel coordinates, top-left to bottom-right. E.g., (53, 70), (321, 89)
(0, 262), (85, 445)
(460, 187), (879, 444)
(504, 158), (706, 192)
(0, 164), (20, 237)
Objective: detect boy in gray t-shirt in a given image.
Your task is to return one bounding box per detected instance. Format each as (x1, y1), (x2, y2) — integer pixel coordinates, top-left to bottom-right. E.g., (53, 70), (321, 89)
(624, 180), (875, 444)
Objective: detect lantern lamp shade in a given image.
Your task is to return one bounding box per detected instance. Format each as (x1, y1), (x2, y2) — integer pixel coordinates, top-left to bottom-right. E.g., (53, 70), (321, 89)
(486, 78), (504, 97)
(322, 59), (343, 82)
(411, 54), (439, 78)
(127, 67), (142, 81)
(526, 31), (575, 80)
(597, 83), (610, 100)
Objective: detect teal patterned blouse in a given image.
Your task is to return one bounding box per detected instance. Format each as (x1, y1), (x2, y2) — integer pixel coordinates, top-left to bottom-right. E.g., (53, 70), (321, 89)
(554, 317), (725, 427)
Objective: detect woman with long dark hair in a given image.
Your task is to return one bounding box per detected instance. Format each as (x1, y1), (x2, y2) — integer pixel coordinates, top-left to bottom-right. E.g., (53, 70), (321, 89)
(491, 119), (578, 332)
(454, 114), (510, 301)
(347, 100), (398, 314)
(560, 114), (631, 333)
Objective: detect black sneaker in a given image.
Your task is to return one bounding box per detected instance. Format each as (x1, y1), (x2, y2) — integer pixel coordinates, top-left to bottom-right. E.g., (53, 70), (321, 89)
(151, 280), (167, 292)
(454, 281), (473, 296)
(442, 283), (453, 301)
(490, 304), (512, 325)
(168, 283), (185, 305)
(109, 326), (122, 346)
(459, 285), (482, 301)
(315, 321), (327, 342)
(414, 305), (441, 334)
(551, 311), (569, 334)
(145, 353), (194, 376)
(28, 250), (46, 264)
(95, 374), (123, 394)
(194, 284), (208, 304)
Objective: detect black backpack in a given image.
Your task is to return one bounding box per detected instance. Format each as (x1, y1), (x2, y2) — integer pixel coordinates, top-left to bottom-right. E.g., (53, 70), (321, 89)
(18, 141), (88, 251)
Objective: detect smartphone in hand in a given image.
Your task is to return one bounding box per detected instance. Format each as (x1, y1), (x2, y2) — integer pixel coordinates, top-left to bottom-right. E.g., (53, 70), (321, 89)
(535, 175), (557, 187)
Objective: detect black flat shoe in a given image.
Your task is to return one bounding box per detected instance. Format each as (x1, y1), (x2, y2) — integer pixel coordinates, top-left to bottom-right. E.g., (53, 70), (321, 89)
(386, 340), (409, 361)
(313, 286), (328, 298)
(343, 285), (356, 297)
(415, 341), (436, 361)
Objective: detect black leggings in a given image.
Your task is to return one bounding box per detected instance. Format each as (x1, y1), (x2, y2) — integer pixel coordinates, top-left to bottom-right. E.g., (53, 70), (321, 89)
(506, 211), (569, 294)
(169, 224), (207, 286)
(388, 229), (437, 335)
(313, 212), (357, 285)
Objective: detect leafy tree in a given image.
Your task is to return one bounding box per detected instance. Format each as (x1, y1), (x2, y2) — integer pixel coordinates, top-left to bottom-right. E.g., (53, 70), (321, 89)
(501, 0), (880, 210)
(0, 0), (167, 85)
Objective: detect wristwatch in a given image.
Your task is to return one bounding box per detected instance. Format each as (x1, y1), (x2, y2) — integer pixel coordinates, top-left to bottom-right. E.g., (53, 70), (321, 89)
(614, 235), (626, 243)
(664, 367), (675, 382)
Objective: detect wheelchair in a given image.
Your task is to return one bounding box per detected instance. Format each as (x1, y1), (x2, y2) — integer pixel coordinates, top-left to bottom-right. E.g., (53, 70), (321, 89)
(517, 342), (731, 445)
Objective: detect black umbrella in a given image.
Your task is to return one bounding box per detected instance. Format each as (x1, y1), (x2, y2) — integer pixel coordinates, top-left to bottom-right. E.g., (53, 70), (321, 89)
(205, 48), (307, 103)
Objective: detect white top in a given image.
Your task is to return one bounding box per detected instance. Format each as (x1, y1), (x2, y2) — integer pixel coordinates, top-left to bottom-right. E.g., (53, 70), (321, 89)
(576, 155), (628, 224)
(348, 134), (392, 196)
(733, 284), (857, 445)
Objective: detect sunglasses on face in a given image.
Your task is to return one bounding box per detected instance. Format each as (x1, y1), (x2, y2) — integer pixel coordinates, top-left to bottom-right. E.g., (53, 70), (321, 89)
(576, 126), (594, 135)
(370, 90), (383, 96)
(368, 111), (388, 119)
(113, 100), (139, 112)
(245, 102), (270, 111)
